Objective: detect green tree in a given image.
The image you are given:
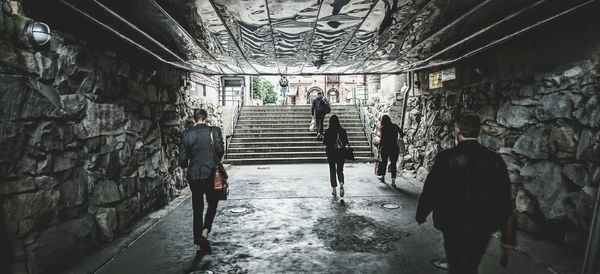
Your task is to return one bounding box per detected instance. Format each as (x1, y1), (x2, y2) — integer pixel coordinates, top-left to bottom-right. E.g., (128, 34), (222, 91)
(251, 76), (277, 103)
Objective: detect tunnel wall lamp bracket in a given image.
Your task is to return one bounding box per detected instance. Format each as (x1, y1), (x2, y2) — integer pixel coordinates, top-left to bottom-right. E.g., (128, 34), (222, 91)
(26, 21), (51, 46)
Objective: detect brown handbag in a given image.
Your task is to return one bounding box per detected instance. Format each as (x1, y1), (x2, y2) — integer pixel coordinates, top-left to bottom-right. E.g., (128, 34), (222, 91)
(210, 128), (229, 200)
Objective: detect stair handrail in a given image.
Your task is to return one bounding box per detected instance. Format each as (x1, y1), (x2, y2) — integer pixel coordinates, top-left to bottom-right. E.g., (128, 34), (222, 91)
(354, 98), (374, 157)
(224, 91), (243, 158)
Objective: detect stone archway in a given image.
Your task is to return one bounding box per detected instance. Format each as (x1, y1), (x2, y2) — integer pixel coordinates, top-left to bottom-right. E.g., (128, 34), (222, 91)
(307, 87), (323, 104)
(327, 88), (339, 103)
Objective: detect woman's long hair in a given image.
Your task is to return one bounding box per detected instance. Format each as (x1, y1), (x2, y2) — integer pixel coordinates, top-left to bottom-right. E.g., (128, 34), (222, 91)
(380, 115), (392, 132)
(329, 114), (342, 131)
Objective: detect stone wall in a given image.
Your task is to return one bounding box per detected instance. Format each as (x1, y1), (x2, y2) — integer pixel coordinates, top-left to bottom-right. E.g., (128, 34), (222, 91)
(400, 55), (600, 252)
(0, 5), (219, 274)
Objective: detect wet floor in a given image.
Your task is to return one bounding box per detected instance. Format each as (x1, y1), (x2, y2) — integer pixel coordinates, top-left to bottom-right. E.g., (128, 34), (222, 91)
(87, 164), (579, 274)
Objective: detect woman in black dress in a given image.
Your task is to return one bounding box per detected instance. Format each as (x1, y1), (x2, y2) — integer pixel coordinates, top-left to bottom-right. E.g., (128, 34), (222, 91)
(323, 115), (349, 197)
(377, 115), (403, 188)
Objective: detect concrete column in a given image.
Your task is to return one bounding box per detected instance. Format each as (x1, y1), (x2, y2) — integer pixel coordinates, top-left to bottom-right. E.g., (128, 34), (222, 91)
(366, 75), (381, 101)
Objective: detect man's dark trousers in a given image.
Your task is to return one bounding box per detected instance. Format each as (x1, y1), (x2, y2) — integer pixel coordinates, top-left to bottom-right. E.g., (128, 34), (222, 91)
(315, 112), (326, 135)
(443, 231), (491, 274)
(189, 179), (219, 244)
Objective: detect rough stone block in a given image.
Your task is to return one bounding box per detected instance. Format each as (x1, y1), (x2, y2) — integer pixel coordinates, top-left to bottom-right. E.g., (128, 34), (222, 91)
(59, 94), (87, 118)
(28, 121), (71, 152)
(76, 101), (127, 139)
(580, 95), (600, 127)
(496, 102), (536, 128)
(51, 151), (80, 173)
(0, 122), (26, 177)
(535, 92), (575, 121)
(58, 168), (90, 209)
(515, 190), (536, 214)
(116, 195), (140, 232)
(520, 161), (568, 219)
(92, 180), (123, 205)
(2, 189), (59, 236)
(513, 126), (551, 160)
(549, 122), (578, 160)
(563, 164), (590, 188)
(576, 129), (600, 163)
(0, 75), (64, 120)
(34, 51), (58, 81)
(95, 207), (116, 242)
(25, 215), (95, 274)
(0, 177), (35, 195)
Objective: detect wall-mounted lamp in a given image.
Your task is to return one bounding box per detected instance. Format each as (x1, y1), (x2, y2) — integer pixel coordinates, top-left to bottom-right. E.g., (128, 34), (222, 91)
(413, 80), (421, 89)
(26, 21), (51, 46)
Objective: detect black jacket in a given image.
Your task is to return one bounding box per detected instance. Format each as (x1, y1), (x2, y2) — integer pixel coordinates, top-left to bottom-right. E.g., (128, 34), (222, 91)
(311, 97), (329, 116)
(379, 124), (401, 151)
(416, 140), (513, 234)
(178, 124), (224, 181)
(323, 127), (348, 154)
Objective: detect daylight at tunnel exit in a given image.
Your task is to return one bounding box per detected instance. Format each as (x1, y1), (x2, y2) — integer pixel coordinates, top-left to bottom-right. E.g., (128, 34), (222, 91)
(1, 0), (600, 273)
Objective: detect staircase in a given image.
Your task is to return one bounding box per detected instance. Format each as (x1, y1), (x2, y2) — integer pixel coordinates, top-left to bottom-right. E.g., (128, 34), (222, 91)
(224, 105), (373, 165)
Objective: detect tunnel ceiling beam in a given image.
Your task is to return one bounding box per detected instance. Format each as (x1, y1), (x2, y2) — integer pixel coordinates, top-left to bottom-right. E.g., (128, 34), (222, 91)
(344, 0), (436, 74)
(58, 0), (219, 74)
(402, 0), (596, 72)
(207, 0), (261, 74)
(298, 0), (325, 74)
(321, 0), (382, 74)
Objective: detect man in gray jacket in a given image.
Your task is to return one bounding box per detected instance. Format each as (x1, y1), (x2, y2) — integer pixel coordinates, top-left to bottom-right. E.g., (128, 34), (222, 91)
(179, 109), (224, 253)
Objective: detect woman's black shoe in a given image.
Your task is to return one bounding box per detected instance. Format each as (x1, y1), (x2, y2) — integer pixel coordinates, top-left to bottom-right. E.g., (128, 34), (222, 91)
(200, 236), (212, 254)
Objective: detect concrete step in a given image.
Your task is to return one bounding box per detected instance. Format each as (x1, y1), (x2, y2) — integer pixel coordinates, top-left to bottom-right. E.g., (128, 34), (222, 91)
(232, 132), (367, 138)
(243, 105), (355, 109)
(234, 127), (366, 133)
(242, 107), (357, 112)
(230, 136), (368, 143)
(223, 157), (374, 165)
(228, 141), (370, 148)
(227, 104), (370, 165)
(226, 150), (373, 159)
(238, 114), (360, 119)
(235, 124), (364, 129)
(241, 112), (359, 116)
(227, 146), (372, 153)
(236, 119), (362, 126)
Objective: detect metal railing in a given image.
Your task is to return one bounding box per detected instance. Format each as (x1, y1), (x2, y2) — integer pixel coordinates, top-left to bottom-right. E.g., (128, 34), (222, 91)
(224, 92), (243, 158)
(355, 98), (374, 157)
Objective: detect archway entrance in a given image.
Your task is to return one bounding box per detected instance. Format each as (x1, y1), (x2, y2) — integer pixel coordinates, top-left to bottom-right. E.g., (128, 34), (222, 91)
(307, 87), (323, 104)
(327, 88), (339, 103)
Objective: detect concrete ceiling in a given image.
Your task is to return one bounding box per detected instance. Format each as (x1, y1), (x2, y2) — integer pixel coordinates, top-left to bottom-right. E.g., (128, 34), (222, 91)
(55, 0), (594, 75)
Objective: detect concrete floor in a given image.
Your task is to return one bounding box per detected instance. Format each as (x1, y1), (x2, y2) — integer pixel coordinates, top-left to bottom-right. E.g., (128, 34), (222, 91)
(72, 164), (582, 274)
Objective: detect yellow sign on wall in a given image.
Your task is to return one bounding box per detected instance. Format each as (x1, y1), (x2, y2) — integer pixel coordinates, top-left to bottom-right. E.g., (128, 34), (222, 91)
(429, 71), (443, 89)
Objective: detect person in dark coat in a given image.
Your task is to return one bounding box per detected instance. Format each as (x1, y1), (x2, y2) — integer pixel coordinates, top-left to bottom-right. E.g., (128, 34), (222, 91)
(416, 113), (516, 274)
(323, 115), (349, 197)
(376, 115), (403, 188)
(179, 109), (224, 254)
(311, 91), (330, 139)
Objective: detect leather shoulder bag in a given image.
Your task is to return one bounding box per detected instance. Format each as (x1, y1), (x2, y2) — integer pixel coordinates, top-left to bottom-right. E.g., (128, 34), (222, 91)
(210, 128), (229, 200)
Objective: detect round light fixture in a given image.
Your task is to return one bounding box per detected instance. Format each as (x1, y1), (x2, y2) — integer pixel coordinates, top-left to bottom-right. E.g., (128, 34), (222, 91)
(26, 21), (51, 46)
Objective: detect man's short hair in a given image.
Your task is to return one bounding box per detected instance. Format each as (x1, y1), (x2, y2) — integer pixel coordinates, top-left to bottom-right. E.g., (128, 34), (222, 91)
(456, 113), (481, 138)
(193, 109), (208, 122)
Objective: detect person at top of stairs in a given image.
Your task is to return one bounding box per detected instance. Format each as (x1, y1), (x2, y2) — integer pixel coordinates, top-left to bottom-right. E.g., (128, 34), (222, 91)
(311, 91), (331, 140)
